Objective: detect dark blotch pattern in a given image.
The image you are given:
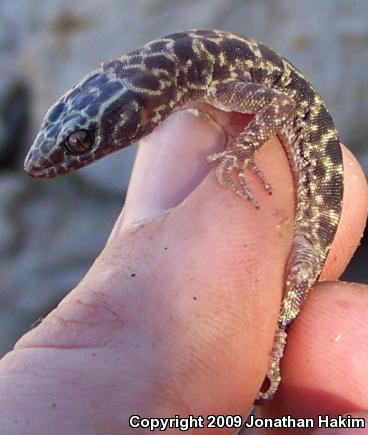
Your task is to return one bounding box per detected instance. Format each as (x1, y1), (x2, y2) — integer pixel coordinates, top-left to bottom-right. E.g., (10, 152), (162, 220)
(40, 139), (51, 154)
(212, 63), (231, 81)
(73, 93), (97, 111)
(131, 71), (161, 91)
(201, 38), (221, 56)
(45, 123), (60, 139)
(325, 137), (343, 165)
(103, 59), (123, 73)
(258, 42), (284, 69)
(144, 55), (175, 74)
(99, 81), (123, 102)
(127, 56), (143, 66)
(166, 31), (190, 40)
(220, 38), (257, 62)
(85, 103), (100, 118)
(187, 59), (211, 86)
(48, 102), (65, 123)
(100, 90), (140, 146)
(82, 72), (109, 90)
(114, 66), (142, 80)
(173, 37), (194, 62)
(323, 172), (343, 204)
(177, 70), (186, 88)
(317, 215), (337, 244)
(67, 87), (81, 101)
(288, 70), (316, 105)
(192, 29), (218, 38)
(307, 105), (332, 143)
(63, 113), (80, 124)
(147, 40), (168, 52)
(314, 157), (327, 179)
(160, 84), (176, 104)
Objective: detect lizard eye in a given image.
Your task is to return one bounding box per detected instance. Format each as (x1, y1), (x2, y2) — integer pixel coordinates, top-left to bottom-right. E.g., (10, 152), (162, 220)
(64, 130), (94, 154)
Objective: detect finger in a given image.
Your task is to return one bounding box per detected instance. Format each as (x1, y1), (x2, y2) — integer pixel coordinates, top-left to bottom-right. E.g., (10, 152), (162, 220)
(255, 148), (368, 423)
(256, 281), (368, 427)
(321, 145), (368, 281)
(119, 108), (230, 226)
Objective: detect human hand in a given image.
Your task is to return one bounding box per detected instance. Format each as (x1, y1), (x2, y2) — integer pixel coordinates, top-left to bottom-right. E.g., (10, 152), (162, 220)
(0, 106), (367, 434)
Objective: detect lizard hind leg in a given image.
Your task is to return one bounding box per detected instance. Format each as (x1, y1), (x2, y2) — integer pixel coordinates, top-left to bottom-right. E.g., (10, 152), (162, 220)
(280, 234), (323, 329)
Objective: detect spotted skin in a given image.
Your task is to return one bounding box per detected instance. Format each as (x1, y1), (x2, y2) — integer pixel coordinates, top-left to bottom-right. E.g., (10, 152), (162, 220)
(24, 30), (343, 401)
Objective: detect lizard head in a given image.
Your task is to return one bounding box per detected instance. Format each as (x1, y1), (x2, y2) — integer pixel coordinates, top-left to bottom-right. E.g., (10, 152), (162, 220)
(24, 69), (148, 178)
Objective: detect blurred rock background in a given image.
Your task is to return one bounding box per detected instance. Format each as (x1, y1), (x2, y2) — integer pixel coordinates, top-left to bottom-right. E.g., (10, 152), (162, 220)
(0, 0), (367, 357)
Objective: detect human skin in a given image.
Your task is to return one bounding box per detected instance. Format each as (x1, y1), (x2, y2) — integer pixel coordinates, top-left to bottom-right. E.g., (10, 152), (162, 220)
(0, 106), (367, 434)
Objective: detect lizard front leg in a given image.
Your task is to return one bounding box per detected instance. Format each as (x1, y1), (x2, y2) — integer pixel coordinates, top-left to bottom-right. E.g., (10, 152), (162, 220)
(207, 81), (295, 208)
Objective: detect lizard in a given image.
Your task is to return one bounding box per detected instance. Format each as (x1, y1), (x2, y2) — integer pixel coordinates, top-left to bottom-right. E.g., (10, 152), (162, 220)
(24, 29), (343, 401)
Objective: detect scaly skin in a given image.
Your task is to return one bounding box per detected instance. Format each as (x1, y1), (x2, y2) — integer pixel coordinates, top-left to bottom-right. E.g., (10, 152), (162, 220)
(24, 29), (343, 401)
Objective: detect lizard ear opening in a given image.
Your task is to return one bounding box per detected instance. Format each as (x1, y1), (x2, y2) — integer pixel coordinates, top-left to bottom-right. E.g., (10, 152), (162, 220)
(113, 100), (149, 143)
(139, 105), (149, 126)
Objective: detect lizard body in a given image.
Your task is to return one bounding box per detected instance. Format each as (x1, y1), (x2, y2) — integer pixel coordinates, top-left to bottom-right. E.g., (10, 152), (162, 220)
(24, 29), (343, 400)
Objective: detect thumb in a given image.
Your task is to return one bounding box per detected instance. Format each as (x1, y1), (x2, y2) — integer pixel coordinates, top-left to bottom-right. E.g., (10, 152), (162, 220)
(117, 106), (295, 410)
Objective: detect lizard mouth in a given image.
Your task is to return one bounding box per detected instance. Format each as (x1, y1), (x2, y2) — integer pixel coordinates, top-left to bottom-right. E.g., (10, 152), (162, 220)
(24, 150), (67, 179)
(24, 163), (60, 178)
(24, 137), (86, 178)
(24, 156), (81, 178)
(24, 147), (96, 178)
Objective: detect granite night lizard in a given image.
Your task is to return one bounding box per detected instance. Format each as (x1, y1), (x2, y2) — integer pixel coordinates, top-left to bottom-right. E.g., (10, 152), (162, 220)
(24, 29), (343, 401)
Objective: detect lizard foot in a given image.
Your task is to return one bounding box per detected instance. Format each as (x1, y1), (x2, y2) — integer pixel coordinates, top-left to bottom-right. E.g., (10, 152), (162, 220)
(207, 146), (272, 209)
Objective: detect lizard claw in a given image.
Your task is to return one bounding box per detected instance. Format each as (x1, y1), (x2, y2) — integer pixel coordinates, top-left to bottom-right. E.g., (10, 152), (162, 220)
(248, 160), (273, 195)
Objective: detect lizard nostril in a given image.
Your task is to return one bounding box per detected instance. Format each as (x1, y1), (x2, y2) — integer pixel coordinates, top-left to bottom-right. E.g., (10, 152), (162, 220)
(24, 149), (37, 171)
